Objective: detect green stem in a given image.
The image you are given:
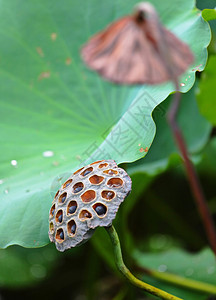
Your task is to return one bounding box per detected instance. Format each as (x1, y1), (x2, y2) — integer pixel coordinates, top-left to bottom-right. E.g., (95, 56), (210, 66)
(105, 225), (182, 300)
(146, 268), (216, 295)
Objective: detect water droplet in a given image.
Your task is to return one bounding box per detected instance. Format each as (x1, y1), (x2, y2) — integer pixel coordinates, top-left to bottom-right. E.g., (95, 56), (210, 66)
(11, 160), (18, 167)
(180, 83), (185, 87)
(0, 179), (4, 184)
(43, 151), (54, 157)
(158, 265), (167, 272)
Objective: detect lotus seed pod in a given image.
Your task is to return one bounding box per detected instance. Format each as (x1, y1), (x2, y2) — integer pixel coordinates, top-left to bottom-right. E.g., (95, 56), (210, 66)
(49, 160), (132, 252)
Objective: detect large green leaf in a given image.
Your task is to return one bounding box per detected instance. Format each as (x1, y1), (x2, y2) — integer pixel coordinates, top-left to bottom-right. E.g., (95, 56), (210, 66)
(133, 248), (216, 299)
(198, 137), (216, 176)
(202, 8), (216, 21)
(197, 55), (216, 126)
(0, 244), (59, 287)
(128, 85), (211, 175)
(0, 0), (211, 248)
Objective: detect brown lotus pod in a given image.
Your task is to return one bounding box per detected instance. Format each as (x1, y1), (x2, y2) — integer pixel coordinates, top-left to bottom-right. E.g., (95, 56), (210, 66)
(49, 160), (132, 252)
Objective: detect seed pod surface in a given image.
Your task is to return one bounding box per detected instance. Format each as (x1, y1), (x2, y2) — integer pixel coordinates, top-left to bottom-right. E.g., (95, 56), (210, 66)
(49, 160), (132, 251)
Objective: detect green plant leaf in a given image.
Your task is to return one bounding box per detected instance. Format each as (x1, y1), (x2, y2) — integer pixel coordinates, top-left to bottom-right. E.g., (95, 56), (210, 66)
(133, 248), (216, 299)
(128, 85), (211, 175)
(198, 137), (216, 176)
(197, 55), (216, 126)
(202, 8), (216, 21)
(0, 244), (59, 287)
(0, 0), (211, 248)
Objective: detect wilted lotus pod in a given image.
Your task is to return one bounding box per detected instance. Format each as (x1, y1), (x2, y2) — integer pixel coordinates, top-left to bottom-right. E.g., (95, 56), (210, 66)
(49, 160), (132, 252)
(81, 2), (194, 85)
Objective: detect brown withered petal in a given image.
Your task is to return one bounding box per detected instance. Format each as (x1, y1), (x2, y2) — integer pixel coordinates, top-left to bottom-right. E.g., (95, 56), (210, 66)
(49, 160), (132, 252)
(81, 2), (194, 84)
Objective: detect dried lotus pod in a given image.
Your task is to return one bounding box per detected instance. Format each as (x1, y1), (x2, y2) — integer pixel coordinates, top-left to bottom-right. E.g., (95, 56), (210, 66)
(49, 160), (132, 252)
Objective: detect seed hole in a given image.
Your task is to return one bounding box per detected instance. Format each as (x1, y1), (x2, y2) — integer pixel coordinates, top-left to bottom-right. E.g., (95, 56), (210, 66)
(63, 179), (72, 189)
(101, 190), (115, 201)
(89, 175), (104, 185)
(49, 222), (54, 233)
(56, 228), (64, 242)
(103, 169), (118, 176)
(74, 167), (84, 175)
(79, 209), (92, 220)
(59, 192), (67, 203)
(72, 182), (84, 193)
(99, 163), (108, 168)
(67, 220), (76, 236)
(107, 178), (123, 188)
(90, 160), (103, 165)
(93, 203), (107, 217)
(67, 200), (77, 215)
(50, 204), (55, 217)
(80, 167), (93, 177)
(81, 190), (96, 203)
(55, 210), (63, 223)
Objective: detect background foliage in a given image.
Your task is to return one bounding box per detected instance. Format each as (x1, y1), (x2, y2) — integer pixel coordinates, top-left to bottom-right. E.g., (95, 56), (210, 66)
(0, 0), (215, 299)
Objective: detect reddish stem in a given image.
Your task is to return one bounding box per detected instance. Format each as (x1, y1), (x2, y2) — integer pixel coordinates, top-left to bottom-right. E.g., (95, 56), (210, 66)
(167, 80), (216, 255)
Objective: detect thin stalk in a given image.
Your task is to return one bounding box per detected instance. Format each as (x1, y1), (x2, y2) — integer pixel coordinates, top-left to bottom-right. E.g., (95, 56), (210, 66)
(167, 80), (216, 255)
(105, 225), (182, 300)
(141, 267), (216, 295)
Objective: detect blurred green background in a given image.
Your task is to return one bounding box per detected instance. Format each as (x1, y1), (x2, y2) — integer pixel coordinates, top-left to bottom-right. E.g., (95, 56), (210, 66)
(0, 0), (216, 299)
